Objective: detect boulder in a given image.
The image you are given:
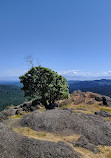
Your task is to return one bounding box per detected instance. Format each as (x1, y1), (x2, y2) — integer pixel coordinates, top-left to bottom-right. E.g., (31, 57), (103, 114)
(21, 109), (111, 146)
(0, 122), (80, 158)
(0, 108), (16, 122)
(75, 136), (99, 153)
(87, 99), (95, 104)
(19, 139), (80, 158)
(102, 96), (111, 106)
(20, 100), (40, 112)
(95, 95), (111, 106)
(21, 101), (32, 112)
(15, 109), (25, 115)
(95, 110), (111, 117)
(95, 96), (103, 102)
(0, 122), (21, 158)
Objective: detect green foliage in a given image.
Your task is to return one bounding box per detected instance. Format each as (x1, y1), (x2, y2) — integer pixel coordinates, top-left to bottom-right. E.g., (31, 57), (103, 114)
(19, 66), (70, 108)
(0, 85), (26, 112)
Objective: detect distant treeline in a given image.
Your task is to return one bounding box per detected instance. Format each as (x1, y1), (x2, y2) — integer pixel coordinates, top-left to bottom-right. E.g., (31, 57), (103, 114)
(68, 79), (111, 97)
(0, 84), (26, 112)
(1, 79), (111, 112)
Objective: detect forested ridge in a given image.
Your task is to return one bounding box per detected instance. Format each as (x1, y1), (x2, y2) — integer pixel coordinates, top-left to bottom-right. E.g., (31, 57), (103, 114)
(1, 79), (111, 112)
(0, 84), (25, 111)
(68, 79), (111, 97)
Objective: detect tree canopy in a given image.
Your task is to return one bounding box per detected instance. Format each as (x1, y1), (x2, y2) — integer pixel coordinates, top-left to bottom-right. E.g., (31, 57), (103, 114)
(19, 66), (70, 109)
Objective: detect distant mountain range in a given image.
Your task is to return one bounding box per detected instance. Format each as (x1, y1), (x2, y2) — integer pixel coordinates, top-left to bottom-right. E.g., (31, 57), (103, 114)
(64, 75), (111, 81)
(0, 81), (22, 87)
(1, 79), (111, 112)
(68, 79), (111, 97)
(1, 73), (111, 81)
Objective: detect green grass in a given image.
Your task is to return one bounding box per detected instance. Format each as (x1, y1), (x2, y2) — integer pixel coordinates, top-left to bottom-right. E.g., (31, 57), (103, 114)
(39, 107), (46, 112)
(11, 112), (28, 119)
(100, 108), (111, 113)
(37, 133), (47, 137)
(5, 104), (14, 110)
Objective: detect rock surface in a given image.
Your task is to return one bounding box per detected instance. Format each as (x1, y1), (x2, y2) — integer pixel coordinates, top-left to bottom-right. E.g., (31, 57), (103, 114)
(58, 90), (111, 107)
(0, 122), (21, 158)
(95, 95), (111, 106)
(0, 108), (16, 122)
(75, 136), (99, 153)
(0, 99), (41, 122)
(21, 109), (111, 146)
(95, 110), (111, 117)
(20, 101), (40, 112)
(0, 122), (80, 158)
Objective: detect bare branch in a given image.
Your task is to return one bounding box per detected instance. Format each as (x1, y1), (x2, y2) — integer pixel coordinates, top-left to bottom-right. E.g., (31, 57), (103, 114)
(25, 55), (34, 68)
(36, 58), (40, 66)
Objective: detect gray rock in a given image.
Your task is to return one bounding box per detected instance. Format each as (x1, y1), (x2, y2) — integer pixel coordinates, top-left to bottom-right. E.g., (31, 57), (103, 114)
(30, 105), (41, 111)
(19, 139), (80, 158)
(22, 101), (32, 112)
(21, 109), (111, 146)
(95, 96), (111, 106)
(77, 108), (87, 111)
(62, 108), (73, 112)
(75, 136), (99, 153)
(95, 110), (111, 117)
(87, 99), (95, 104)
(0, 123), (80, 158)
(0, 122), (21, 158)
(95, 96), (103, 102)
(102, 96), (111, 106)
(15, 109), (25, 115)
(20, 101), (40, 112)
(0, 108), (16, 122)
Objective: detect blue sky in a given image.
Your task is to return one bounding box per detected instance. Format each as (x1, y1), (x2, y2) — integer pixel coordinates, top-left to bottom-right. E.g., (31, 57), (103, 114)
(0, 0), (111, 80)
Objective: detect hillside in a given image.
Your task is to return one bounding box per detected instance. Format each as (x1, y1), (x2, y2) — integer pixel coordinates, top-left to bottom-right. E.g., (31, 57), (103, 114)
(1, 91), (111, 157)
(0, 84), (25, 112)
(68, 79), (111, 97)
(1, 79), (111, 112)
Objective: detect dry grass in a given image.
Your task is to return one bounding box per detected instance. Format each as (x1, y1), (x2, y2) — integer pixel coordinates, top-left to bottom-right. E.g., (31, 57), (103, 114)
(11, 115), (25, 119)
(11, 92), (111, 157)
(72, 146), (111, 158)
(58, 91), (111, 116)
(13, 127), (111, 158)
(11, 112), (28, 119)
(39, 106), (46, 112)
(13, 127), (81, 143)
(100, 108), (111, 113)
(59, 100), (111, 116)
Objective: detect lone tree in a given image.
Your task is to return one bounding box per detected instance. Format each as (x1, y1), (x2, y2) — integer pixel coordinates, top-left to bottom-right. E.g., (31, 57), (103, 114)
(19, 66), (70, 109)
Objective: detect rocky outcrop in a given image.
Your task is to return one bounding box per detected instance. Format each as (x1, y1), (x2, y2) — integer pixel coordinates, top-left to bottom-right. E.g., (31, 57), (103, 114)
(95, 110), (111, 117)
(0, 122), (21, 158)
(75, 136), (99, 153)
(102, 96), (111, 106)
(0, 100), (41, 122)
(19, 138), (80, 158)
(20, 100), (41, 112)
(0, 122), (80, 158)
(58, 90), (111, 107)
(21, 109), (111, 146)
(0, 108), (16, 122)
(95, 96), (111, 106)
